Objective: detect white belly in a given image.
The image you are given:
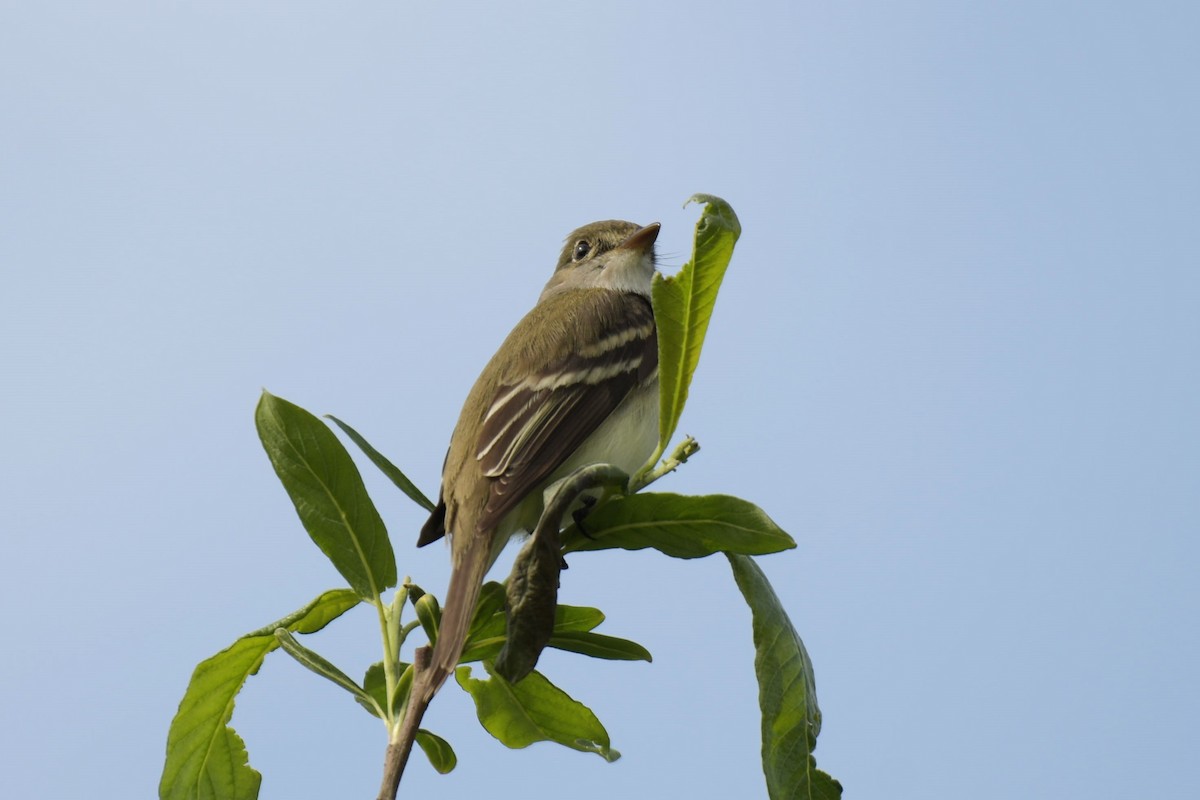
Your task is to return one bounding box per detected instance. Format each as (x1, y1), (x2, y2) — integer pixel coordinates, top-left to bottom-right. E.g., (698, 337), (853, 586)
(495, 378), (659, 547)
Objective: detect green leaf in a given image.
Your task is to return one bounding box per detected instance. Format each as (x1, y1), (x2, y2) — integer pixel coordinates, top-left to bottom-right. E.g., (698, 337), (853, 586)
(459, 637), (506, 664)
(360, 660), (414, 720)
(274, 629), (375, 711)
(561, 493), (796, 558)
(467, 581), (508, 640)
(727, 555), (842, 800)
(326, 414), (436, 512)
(460, 604), (617, 664)
(186, 726), (257, 800)
(255, 391), (396, 600)
(552, 604), (605, 633)
(460, 584), (515, 664)
(414, 592), (441, 645)
(160, 589), (361, 800)
(455, 664), (619, 762)
(415, 730), (458, 774)
(548, 631), (652, 662)
(366, 660), (456, 771)
(652, 194), (741, 456)
(360, 661), (388, 718)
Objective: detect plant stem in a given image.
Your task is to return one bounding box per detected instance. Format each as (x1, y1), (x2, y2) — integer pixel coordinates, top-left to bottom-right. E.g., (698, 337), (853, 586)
(630, 436), (700, 492)
(377, 645), (431, 800)
(374, 596), (397, 729)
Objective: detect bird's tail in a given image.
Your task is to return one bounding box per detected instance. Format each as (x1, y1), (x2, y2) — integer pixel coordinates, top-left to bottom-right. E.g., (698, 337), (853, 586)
(421, 543), (491, 700)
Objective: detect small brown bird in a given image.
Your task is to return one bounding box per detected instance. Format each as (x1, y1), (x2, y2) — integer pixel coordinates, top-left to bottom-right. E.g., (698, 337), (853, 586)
(416, 219), (661, 699)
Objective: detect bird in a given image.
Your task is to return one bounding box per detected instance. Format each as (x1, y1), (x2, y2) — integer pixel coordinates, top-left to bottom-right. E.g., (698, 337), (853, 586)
(415, 219), (661, 700)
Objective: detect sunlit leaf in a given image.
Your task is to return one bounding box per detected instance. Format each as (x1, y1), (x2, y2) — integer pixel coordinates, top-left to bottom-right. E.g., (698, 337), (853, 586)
(160, 590), (361, 800)
(455, 664), (619, 762)
(415, 730), (457, 774)
(256, 391), (396, 599)
(651, 194), (741, 456)
(728, 555), (842, 799)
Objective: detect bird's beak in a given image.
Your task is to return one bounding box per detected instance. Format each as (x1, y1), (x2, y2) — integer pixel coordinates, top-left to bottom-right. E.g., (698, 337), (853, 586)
(616, 222), (661, 254)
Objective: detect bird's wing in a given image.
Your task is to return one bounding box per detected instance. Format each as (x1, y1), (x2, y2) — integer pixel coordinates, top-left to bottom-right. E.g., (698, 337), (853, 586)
(474, 290), (657, 533)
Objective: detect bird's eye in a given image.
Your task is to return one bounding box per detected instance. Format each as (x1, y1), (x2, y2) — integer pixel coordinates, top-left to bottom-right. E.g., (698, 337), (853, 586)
(572, 239), (592, 261)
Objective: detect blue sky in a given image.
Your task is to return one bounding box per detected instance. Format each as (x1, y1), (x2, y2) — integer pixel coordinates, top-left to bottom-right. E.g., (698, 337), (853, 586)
(2, 2), (1197, 798)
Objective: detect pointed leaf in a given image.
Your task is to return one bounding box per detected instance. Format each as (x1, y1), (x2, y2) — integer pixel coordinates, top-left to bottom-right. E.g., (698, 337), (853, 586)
(548, 631), (652, 662)
(326, 414), (436, 512)
(415, 730), (458, 774)
(256, 391), (396, 599)
(562, 493), (795, 558)
(274, 629), (375, 711)
(652, 194), (741, 454)
(455, 664), (619, 762)
(552, 605), (605, 633)
(728, 555), (842, 799)
(160, 590), (361, 800)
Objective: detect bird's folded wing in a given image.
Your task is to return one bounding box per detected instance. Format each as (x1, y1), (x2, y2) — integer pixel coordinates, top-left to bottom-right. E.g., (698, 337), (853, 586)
(475, 291), (657, 533)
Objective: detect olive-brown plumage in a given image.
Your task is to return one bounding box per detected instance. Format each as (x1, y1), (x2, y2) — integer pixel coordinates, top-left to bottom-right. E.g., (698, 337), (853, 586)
(413, 220), (661, 703)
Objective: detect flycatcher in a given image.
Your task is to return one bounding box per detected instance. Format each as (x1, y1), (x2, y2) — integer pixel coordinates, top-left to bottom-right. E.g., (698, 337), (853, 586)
(416, 219), (661, 698)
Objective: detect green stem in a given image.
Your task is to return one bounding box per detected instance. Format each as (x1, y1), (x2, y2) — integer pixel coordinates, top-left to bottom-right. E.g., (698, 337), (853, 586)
(374, 595), (397, 727)
(630, 436), (700, 493)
